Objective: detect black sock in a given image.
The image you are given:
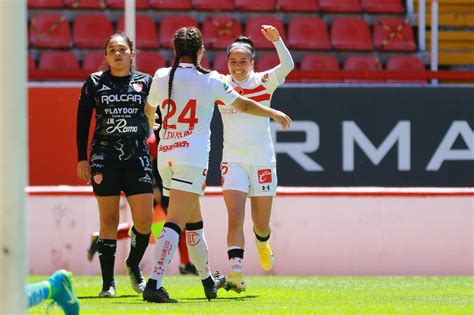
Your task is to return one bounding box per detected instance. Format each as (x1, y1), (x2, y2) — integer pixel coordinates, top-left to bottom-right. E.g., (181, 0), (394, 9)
(126, 226), (151, 268)
(97, 238), (117, 287)
(254, 230), (271, 242)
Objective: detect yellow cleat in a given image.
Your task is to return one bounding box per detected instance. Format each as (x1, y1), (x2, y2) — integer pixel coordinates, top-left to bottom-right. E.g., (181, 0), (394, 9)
(224, 272), (247, 293)
(256, 241), (274, 272)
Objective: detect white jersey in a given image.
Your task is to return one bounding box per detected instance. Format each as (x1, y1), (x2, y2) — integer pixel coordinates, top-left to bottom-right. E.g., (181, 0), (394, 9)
(219, 69), (282, 164)
(148, 63), (240, 169)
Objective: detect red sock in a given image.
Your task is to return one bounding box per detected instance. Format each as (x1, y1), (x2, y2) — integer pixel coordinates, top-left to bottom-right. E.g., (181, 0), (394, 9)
(178, 230), (191, 265)
(117, 222), (132, 240)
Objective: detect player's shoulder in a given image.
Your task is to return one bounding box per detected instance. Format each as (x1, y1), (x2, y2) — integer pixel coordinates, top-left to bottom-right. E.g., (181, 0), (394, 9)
(84, 71), (105, 86)
(153, 67), (171, 79)
(133, 70), (152, 81)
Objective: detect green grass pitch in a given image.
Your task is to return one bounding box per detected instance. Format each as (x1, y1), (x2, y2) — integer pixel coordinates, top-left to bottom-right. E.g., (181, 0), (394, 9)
(28, 275), (473, 314)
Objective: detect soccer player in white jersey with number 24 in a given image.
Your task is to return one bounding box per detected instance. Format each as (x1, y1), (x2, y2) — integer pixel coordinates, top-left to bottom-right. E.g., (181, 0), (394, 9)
(142, 26), (291, 303)
(218, 25), (295, 293)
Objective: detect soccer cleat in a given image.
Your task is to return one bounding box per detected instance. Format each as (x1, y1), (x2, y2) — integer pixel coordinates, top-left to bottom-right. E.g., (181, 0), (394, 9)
(179, 263), (198, 275)
(203, 272), (226, 301)
(256, 241), (274, 271)
(124, 262), (146, 293)
(224, 272), (247, 293)
(142, 279), (177, 303)
(87, 232), (99, 262)
(98, 283), (116, 298)
(48, 269), (80, 315)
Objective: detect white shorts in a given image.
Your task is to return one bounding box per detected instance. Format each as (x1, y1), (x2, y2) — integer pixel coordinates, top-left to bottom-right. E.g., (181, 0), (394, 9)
(159, 165), (207, 197)
(220, 162), (277, 197)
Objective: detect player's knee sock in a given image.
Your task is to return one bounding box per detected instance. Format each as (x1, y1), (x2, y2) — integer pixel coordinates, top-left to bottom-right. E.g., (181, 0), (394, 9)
(126, 226), (150, 268)
(150, 222), (180, 289)
(254, 229), (271, 247)
(228, 246), (244, 273)
(186, 221), (212, 280)
(97, 239), (117, 287)
(178, 230), (191, 265)
(25, 281), (51, 307)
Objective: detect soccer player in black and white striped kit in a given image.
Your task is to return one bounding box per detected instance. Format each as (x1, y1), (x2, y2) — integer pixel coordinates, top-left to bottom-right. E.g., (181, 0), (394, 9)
(76, 34), (157, 298)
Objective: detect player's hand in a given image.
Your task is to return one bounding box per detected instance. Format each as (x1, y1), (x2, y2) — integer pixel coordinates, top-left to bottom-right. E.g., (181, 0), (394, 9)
(271, 110), (292, 130)
(77, 160), (91, 183)
(261, 25), (280, 42)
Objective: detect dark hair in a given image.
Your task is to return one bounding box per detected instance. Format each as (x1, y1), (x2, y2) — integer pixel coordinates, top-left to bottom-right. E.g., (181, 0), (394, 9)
(166, 27), (209, 128)
(227, 36), (255, 60)
(100, 33), (135, 71)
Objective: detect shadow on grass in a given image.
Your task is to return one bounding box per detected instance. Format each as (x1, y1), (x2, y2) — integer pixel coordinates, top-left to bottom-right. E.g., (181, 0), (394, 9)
(79, 294), (138, 299)
(181, 295), (259, 302)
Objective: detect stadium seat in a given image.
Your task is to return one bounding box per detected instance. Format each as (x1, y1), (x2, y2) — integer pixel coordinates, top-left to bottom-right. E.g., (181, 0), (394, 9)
(361, 0), (404, 14)
(245, 16), (286, 49)
(28, 0), (64, 9)
(256, 52), (280, 71)
(202, 16), (242, 49)
(212, 52), (229, 74)
(374, 18), (416, 52)
(277, 0), (319, 12)
(29, 14), (72, 48)
(299, 54), (342, 83)
(64, 0), (107, 9)
(193, 0), (234, 11)
(235, 0), (275, 11)
(386, 56), (427, 84)
(28, 53), (36, 71)
(331, 18), (373, 51)
(82, 50), (105, 72)
(73, 15), (113, 48)
(159, 16), (199, 49)
(136, 51), (166, 76)
(149, 0), (192, 10)
(288, 17), (330, 50)
(39, 50), (80, 71)
(107, 0), (149, 9)
(117, 15), (159, 49)
(320, 0), (362, 13)
(343, 55), (383, 83)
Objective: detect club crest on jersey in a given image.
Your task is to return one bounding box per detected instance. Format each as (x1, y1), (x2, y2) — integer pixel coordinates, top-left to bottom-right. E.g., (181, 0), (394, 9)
(93, 173), (103, 184)
(131, 81), (144, 92)
(262, 73), (269, 83)
(258, 169), (272, 184)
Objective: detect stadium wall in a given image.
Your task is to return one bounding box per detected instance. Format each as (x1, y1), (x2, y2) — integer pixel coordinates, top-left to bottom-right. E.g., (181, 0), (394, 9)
(27, 187), (473, 276)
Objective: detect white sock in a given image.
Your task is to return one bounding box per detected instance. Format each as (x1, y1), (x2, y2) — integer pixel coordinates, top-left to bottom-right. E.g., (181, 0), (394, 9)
(150, 227), (180, 288)
(228, 246), (244, 273)
(186, 228), (212, 280)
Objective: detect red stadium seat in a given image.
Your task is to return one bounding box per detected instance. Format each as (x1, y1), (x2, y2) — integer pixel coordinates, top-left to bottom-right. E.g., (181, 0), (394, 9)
(82, 50), (105, 72)
(159, 16), (199, 49)
(117, 15), (159, 49)
(212, 52), (229, 74)
(256, 52), (280, 71)
(343, 55), (383, 83)
(235, 0), (275, 11)
(361, 0), (404, 14)
(64, 0), (107, 9)
(202, 16), (242, 49)
(39, 50), (80, 71)
(29, 14), (72, 48)
(73, 15), (113, 48)
(28, 53), (36, 71)
(331, 18), (373, 51)
(193, 0), (234, 11)
(386, 56), (427, 84)
(149, 0), (192, 10)
(277, 0), (319, 12)
(320, 0), (362, 13)
(28, 0), (63, 8)
(136, 51), (166, 76)
(288, 17), (330, 50)
(107, 0), (149, 9)
(374, 18), (416, 52)
(300, 54), (342, 83)
(245, 16), (286, 49)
